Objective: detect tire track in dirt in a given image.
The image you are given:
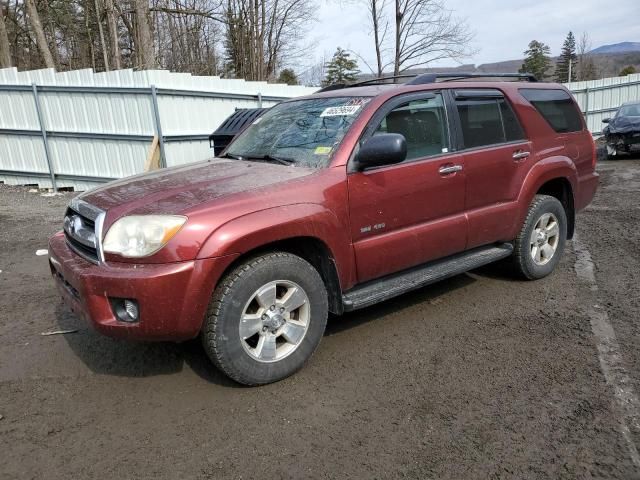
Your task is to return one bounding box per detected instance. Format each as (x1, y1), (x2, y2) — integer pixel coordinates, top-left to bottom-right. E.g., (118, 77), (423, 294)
(574, 233), (640, 469)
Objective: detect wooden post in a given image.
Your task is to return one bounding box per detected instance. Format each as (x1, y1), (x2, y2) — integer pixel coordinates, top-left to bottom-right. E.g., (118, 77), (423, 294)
(144, 135), (161, 172)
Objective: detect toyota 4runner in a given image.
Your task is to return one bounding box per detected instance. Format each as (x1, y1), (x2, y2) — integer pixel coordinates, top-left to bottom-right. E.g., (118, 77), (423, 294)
(49, 73), (599, 385)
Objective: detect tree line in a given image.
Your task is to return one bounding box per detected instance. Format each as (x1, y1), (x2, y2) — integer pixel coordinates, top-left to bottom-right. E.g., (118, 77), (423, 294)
(519, 31), (636, 83)
(0, 0), (475, 85)
(3, 1), (630, 86)
(0, 0), (312, 81)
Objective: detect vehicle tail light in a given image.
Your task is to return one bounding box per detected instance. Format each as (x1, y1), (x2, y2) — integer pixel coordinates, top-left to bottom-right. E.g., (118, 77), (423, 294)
(590, 135), (597, 169)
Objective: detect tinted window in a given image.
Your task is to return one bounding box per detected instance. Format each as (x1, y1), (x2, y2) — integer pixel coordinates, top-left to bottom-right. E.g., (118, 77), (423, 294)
(456, 98), (503, 148)
(375, 94), (449, 161)
(520, 88), (583, 133)
(499, 98), (525, 141)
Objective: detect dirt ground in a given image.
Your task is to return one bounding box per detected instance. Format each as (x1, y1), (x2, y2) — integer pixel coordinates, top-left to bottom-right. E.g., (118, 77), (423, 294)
(1, 153), (640, 479)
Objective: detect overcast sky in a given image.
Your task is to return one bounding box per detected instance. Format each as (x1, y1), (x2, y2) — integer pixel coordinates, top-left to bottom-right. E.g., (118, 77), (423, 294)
(308, 0), (639, 74)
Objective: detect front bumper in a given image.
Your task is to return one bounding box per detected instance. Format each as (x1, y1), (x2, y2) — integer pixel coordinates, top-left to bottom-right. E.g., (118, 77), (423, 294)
(48, 232), (237, 341)
(606, 131), (640, 147)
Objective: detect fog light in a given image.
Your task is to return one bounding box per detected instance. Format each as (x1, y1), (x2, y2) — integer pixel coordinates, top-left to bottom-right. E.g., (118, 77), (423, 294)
(111, 298), (139, 323)
(124, 300), (139, 321)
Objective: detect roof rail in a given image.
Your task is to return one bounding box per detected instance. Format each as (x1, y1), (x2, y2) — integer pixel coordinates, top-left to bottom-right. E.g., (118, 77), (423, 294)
(406, 72), (538, 84)
(316, 72), (537, 93)
(316, 75), (414, 93)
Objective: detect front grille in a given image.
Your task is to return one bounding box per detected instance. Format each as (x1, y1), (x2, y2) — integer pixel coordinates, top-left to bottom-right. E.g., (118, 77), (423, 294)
(63, 199), (105, 264)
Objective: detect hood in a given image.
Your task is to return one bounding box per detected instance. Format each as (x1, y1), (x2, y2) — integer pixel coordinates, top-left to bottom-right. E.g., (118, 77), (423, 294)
(607, 115), (640, 134)
(80, 158), (316, 214)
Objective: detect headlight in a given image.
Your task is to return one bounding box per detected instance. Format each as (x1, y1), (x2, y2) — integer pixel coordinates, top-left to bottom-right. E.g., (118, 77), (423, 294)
(103, 215), (187, 258)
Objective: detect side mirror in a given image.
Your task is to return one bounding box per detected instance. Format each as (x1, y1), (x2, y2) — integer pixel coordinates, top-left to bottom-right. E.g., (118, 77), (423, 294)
(354, 133), (407, 170)
(602, 118), (611, 124)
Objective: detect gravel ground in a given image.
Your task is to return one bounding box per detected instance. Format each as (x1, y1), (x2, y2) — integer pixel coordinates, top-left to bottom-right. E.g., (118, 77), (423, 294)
(1, 154), (640, 479)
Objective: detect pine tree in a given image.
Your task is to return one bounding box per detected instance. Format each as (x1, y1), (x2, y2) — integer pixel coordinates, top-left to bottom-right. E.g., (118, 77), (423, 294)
(619, 65), (637, 76)
(323, 47), (360, 86)
(555, 32), (578, 83)
(277, 68), (299, 85)
(519, 40), (552, 81)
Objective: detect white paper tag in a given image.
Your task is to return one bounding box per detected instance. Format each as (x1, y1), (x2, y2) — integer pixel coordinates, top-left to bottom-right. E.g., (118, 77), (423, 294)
(320, 105), (362, 117)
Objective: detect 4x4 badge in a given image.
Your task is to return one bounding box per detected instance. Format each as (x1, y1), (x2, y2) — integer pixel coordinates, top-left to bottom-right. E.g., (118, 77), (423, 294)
(360, 223), (386, 234)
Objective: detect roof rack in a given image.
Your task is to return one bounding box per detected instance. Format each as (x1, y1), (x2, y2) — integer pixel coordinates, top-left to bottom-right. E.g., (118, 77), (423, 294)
(317, 72), (537, 93)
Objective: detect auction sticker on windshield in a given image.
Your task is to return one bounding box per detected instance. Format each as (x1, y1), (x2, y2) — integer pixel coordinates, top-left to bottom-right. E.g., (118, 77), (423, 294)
(320, 105), (362, 117)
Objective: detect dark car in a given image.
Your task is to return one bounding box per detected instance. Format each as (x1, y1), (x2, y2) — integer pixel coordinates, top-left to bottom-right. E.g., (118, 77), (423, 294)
(49, 73), (598, 385)
(603, 101), (640, 158)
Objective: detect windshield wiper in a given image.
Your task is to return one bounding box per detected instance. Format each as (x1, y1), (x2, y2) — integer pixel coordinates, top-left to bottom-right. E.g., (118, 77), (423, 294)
(220, 152), (244, 160)
(244, 154), (296, 166)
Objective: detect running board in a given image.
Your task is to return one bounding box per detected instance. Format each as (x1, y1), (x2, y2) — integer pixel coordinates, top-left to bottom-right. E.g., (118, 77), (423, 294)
(342, 243), (513, 312)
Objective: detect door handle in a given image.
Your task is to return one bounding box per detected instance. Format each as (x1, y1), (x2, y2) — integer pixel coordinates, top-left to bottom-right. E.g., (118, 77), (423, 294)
(512, 150), (530, 160)
(439, 164), (463, 175)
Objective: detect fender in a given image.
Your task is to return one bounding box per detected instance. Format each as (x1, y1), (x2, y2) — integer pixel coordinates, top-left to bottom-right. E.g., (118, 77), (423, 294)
(196, 203), (356, 288)
(510, 155), (577, 239)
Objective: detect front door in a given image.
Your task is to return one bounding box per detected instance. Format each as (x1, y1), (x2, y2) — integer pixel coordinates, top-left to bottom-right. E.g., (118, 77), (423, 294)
(347, 92), (467, 283)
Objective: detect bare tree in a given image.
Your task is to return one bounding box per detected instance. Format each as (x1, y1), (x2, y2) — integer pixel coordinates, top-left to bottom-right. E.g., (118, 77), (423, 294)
(104, 0), (121, 69)
(224, 0), (311, 81)
(392, 0), (473, 75)
(134, 0), (156, 68)
(94, 0), (110, 70)
(0, 1), (12, 68)
(365, 0), (389, 76)
(577, 32), (597, 81)
(24, 0), (56, 68)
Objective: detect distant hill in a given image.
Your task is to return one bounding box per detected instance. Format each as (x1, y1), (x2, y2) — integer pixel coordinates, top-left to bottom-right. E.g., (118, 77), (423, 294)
(417, 52), (640, 80)
(357, 43), (640, 82)
(590, 42), (640, 54)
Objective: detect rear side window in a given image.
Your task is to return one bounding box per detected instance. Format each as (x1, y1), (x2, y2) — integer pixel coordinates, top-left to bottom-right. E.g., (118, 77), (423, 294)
(455, 94), (525, 149)
(499, 98), (525, 141)
(520, 88), (584, 133)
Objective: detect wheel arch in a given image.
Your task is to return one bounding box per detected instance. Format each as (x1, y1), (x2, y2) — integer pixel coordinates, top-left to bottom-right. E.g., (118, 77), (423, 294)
(197, 204), (355, 315)
(514, 156), (578, 240)
(214, 236), (345, 315)
(536, 177), (575, 239)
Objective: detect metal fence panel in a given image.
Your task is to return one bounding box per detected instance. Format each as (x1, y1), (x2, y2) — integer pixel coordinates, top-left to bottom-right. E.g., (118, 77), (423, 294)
(2, 67), (639, 192)
(0, 67), (315, 191)
(566, 73), (640, 134)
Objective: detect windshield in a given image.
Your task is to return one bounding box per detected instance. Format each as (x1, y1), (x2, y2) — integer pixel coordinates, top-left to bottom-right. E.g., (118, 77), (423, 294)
(226, 96), (371, 168)
(618, 104), (640, 117)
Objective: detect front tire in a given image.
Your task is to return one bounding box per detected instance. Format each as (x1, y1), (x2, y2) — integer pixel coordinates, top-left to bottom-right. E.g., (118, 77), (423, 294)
(202, 252), (328, 385)
(511, 195), (567, 280)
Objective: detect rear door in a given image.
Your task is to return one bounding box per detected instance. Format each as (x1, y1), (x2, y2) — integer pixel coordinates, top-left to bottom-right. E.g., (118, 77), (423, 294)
(451, 89), (531, 249)
(347, 92), (467, 283)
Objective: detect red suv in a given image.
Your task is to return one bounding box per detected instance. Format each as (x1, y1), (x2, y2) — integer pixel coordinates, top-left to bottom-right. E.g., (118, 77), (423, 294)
(49, 73), (599, 385)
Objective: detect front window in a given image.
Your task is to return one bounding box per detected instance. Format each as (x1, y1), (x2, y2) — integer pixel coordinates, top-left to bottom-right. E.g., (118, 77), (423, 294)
(226, 96), (371, 168)
(374, 94), (450, 161)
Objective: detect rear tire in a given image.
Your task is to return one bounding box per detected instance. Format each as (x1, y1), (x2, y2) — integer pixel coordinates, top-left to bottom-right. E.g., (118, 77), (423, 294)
(202, 252), (328, 386)
(511, 195), (567, 280)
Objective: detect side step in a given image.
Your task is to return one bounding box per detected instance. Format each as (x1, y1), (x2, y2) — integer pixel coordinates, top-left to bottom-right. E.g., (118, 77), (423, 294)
(342, 243), (514, 312)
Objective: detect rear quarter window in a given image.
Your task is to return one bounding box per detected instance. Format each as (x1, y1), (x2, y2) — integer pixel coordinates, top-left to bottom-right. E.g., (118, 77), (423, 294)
(520, 88), (584, 133)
